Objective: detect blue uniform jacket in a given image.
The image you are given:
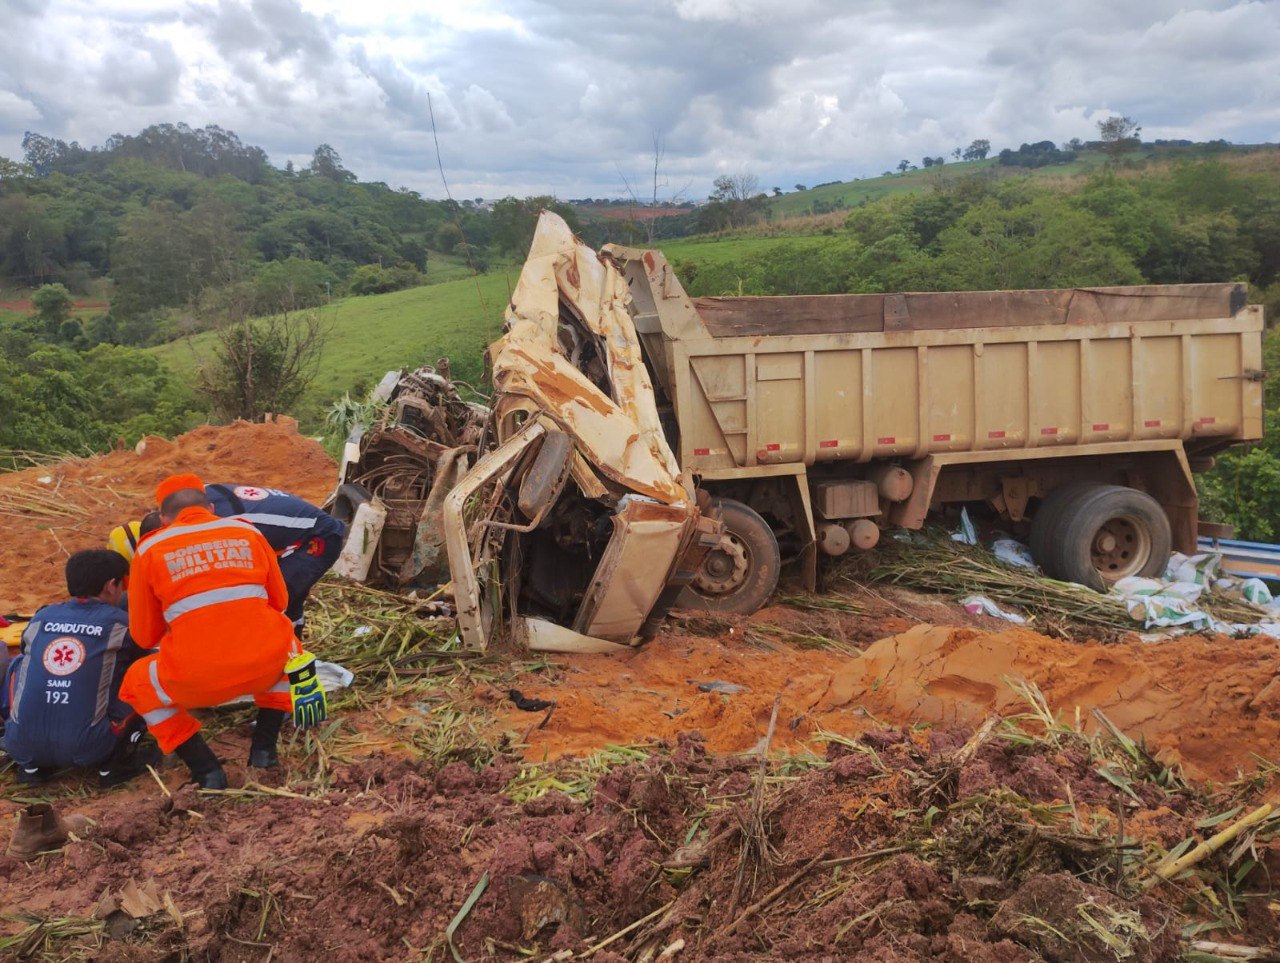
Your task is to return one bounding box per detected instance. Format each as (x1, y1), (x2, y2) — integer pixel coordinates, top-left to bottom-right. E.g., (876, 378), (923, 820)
(205, 484), (343, 554)
(2, 599), (138, 768)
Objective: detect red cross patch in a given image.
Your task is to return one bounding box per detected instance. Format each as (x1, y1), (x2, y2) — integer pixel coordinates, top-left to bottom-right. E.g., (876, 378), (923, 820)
(43, 637), (86, 676)
(234, 486), (270, 501)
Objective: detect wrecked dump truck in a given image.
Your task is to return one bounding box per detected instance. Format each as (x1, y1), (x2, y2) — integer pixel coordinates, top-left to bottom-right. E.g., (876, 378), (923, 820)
(335, 211), (1264, 650)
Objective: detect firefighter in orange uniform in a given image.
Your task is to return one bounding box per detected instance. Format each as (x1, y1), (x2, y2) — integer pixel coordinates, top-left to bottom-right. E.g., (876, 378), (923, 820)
(118, 473), (296, 789)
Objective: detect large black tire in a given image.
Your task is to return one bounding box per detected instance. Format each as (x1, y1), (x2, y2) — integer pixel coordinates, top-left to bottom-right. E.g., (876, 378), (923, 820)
(1028, 482), (1106, 574)
(1039, 484), (1172, 591)
(679, 498), (780, 615)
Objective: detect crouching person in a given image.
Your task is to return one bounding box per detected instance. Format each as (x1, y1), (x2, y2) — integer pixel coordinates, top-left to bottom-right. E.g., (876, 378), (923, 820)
(2, 550), (159, 788)
(120, 474), (300, 789)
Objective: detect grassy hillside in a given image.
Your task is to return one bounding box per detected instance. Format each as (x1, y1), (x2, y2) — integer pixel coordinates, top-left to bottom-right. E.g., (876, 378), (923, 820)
(152, 270), (518, 427)
(765, 156), (1117, 217)
(150, 237), (822, 428)
(765, 144), (1276, 218)
(656, 234), (835, 267)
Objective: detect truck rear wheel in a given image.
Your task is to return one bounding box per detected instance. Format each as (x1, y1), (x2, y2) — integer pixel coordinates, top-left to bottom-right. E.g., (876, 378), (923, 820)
(1033, 484), (1171, 590)
(1028, 482), (1105, 572)
(681, 498), (780, 615)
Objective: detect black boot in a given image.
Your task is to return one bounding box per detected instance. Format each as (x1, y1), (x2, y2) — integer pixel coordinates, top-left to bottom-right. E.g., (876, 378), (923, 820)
(174, 733), (228, 790)
(249, 708), (286, 769)
(99, 740), (163, 789)
(15, 765), (57, 785)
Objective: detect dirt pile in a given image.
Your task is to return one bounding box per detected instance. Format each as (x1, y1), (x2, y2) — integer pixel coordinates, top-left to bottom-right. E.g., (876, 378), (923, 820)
(3, 717), (1274, 961)
(494, 612), (1280, 783)
(0, 419), (335, 613)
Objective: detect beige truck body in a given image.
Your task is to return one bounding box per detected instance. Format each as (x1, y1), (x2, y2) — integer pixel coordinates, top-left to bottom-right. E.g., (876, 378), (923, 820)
(608, 244), (1264, 586)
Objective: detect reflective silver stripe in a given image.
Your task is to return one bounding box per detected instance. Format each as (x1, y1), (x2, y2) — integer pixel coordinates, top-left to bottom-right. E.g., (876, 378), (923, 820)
(237, 513), (318, 530)
(149, 660), (174, 706)
(142, 707), (178, 725)
(94, 622), (128, 726)
(20, 619), (40, 649)
(9, 645), (33, 724)
(268, 680), (290, 693)
(163, 584), (268, 622)
(135, 517), (261, 558)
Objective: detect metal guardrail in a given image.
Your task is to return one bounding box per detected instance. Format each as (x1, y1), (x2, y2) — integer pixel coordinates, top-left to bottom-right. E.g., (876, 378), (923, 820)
(1198, 536), (1280, 582)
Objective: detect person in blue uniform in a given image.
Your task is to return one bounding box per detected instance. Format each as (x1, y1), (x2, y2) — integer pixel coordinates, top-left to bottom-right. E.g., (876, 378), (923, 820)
(2, 550), (159, 787)
(203, 484), (345, 633)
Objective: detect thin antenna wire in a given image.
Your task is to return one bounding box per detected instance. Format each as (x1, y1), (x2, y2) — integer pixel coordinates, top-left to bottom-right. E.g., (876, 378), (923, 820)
(428, 92), (492, 333)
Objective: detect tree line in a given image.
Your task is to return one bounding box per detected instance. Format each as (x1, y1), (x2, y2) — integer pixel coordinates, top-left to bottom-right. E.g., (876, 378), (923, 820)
(0, 123), (598, 458)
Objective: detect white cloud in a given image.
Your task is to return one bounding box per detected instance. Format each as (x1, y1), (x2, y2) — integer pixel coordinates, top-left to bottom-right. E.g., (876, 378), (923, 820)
(0, 0), (1276, 197)
(0, 92), (41, 125)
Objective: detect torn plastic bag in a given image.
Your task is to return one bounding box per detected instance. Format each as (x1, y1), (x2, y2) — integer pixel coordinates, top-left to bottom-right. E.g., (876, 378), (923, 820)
(960, 595), (1027, 624)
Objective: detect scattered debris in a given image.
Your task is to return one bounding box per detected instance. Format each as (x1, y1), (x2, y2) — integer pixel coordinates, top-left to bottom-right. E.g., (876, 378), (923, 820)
(330, 361), (487, 590)
(506, 874), (586, 942)
(959, 594), (1028, 623)
(507, 689), (555, 712)
(856, 530), (1280, 639)
(93, 879), (184, 941)
(692, 680), (748, 694)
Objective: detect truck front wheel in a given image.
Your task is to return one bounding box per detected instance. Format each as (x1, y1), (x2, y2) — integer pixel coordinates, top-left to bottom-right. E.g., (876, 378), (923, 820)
(1032, 484), (1171, 591)
(681, 498), (781, 614)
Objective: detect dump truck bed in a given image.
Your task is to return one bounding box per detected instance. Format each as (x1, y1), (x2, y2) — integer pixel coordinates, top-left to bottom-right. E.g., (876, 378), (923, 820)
(613, 261), (1264, 474)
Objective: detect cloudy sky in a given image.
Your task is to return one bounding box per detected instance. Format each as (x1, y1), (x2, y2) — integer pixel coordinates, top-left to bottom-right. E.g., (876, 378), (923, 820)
(1, 0), (1277, 200)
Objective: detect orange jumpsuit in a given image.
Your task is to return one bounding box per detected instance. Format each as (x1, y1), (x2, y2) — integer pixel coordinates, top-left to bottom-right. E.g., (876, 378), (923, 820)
(119, 505), (297, 753)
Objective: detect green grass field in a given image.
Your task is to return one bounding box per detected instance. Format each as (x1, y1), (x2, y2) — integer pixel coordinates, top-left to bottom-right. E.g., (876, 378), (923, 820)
(150, 238), (781, 429)
(655, 234), (835, 267)
(152, 269), (521, 428)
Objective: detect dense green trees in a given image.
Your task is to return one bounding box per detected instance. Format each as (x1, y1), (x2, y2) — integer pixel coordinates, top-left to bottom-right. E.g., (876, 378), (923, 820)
(1199, 328), (1280, 541)
(681, 160), (1280, 301)
(0, 124), (483, 342)
(30, 284), (73, 329)
(489, 196), (581, 254)
(997, 141), (1076, 168)
(0, 342), (200, 462)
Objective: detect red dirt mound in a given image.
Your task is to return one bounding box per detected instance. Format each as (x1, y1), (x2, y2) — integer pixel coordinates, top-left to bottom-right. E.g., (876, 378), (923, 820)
(0, 419), (336, 613)
(2, 723), (1267, 960)
(496, 620), (1280, 783)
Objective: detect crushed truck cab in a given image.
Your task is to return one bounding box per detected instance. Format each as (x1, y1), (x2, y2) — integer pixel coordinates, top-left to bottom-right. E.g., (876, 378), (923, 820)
(333, 213), (719, 653)
(447, 213), (719, 652)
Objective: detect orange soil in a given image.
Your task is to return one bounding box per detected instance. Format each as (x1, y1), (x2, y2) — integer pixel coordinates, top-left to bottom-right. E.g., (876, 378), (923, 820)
(498, 620), (1280, 783)
(0, 419), (335, 614)
(6, 421), (1278, 787)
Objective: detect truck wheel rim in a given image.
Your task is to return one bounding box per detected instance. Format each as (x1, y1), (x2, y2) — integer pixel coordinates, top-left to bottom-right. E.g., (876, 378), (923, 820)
(1091, 515), (1151, 581)
(695, 533), (750, 595)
